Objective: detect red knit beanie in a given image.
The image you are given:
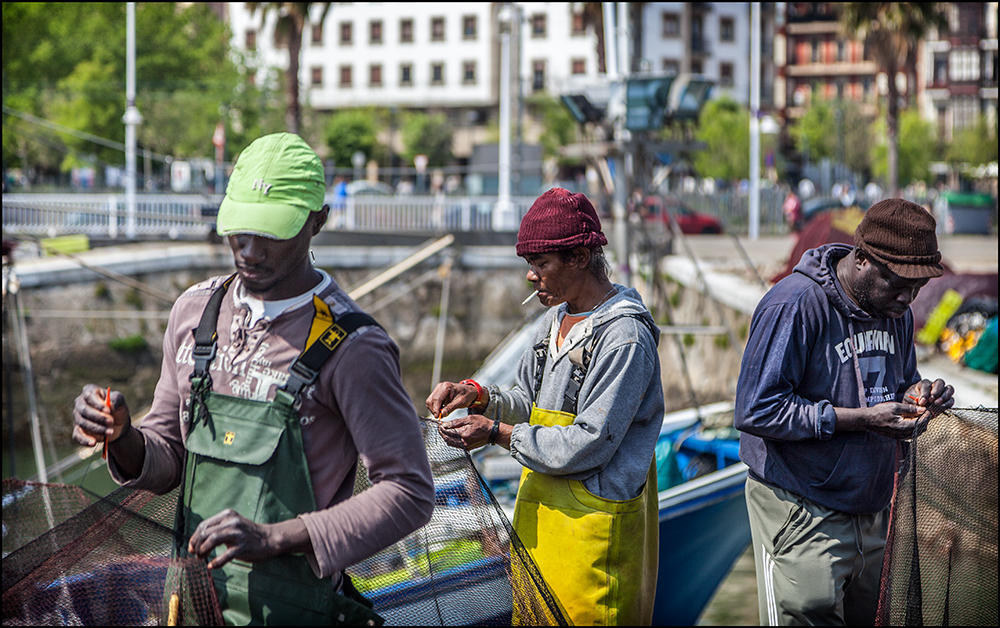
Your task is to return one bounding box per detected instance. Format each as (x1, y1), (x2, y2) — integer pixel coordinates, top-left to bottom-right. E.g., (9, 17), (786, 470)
(516, 188), (608, 256)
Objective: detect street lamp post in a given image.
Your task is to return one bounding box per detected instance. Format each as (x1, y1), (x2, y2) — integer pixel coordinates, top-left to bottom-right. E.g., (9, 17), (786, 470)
(749, 2), (761, 241)
(213, 121), (226, 194)
(123, 1), (143, 240)
(494, 3), (515, 231)
(351, 150), (365, 183)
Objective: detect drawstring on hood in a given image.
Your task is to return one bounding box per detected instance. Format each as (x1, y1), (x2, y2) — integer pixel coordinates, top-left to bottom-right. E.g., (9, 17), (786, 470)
(795, 244), (876, 407)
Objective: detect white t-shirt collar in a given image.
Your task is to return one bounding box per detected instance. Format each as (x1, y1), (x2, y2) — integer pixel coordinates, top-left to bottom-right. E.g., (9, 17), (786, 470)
(233, 269), (332, 327)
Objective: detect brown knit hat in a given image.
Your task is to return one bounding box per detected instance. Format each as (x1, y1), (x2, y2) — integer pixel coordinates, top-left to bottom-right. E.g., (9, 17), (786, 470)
(854, 198), (944, 279)
(516, 188), (608, 256)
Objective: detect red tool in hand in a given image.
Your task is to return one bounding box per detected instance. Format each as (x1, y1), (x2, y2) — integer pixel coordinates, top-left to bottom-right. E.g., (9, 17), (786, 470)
(102, 386), (112, 460)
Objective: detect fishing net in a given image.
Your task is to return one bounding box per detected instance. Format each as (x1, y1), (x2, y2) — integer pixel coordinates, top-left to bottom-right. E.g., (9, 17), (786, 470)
(345, 418), (567, 626)
(2, 422), (567, 626)
(2, 480), (221, 626)
(876, 406), (999, 627)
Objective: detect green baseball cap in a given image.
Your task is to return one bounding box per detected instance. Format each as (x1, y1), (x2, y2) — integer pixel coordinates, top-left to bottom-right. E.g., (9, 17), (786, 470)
(216, 132), (326, 240)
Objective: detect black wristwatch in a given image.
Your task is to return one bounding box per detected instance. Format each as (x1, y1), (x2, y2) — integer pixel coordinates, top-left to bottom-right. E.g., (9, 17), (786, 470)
(488, 419), (501, 445)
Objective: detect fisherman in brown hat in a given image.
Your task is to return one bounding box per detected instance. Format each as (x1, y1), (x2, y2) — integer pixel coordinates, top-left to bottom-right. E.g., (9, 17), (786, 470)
(427, 187), (664, 625)
(734, 198), (955, 625)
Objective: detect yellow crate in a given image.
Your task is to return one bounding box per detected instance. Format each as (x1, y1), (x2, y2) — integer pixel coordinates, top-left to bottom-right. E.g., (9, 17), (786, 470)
(40, 234), (90, 256)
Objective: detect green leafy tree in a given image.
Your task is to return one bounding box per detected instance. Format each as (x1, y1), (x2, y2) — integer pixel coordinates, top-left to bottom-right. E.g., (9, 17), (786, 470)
(791, 100), (873, 176)
(946, 115), (999, 167)
(323, 109), (381, 170)
(526, 94), (579, 164)
(3, 2), (123, 175)
(3, 2), (277, 180)
(871, 109), (937, 186)
(839, 3), (946, 195)
(693, 98), (749, 182)
(245, 2), (331, 135)
(401, 112), (453, 167)
(791, 100), (837, 162)
(134, 3), (280, 159)
(839, 100), (875, 177)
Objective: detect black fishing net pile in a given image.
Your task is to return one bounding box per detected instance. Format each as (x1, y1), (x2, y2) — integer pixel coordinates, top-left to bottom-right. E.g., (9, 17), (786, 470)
(2, 480), (220, 626)
(876, 406), (998, 627)
(2, 423), (566, 626)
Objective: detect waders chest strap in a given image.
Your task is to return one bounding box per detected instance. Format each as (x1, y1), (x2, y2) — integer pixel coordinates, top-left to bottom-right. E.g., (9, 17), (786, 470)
(282, 311), (380, 399)
(532, 313), (658, 415)
(190, 274), (237, 378)
(188, 278), (380, 404)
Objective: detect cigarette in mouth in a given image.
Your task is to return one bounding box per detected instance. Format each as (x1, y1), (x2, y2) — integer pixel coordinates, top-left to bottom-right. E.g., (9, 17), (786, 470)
(521, 290), (539, 306)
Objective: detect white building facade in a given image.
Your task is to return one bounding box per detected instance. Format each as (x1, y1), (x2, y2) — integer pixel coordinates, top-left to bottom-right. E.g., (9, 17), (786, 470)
(228, 3), (605, 109)
(226, 2), (766, 161)
(917, 1), (999, 143)
(228, 2), (607, 158)
(634, 2), (754, 105)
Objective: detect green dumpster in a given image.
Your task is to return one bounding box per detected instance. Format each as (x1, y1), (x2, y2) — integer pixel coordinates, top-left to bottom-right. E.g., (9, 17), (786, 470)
(936, 192), (995, 235)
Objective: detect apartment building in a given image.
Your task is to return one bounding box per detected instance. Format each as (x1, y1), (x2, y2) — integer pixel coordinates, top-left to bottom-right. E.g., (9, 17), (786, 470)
(635, 2), (772, 107)
(918, 2), (999, 143)
(772, 2), (878, 122)
(227, 2), (604, 159)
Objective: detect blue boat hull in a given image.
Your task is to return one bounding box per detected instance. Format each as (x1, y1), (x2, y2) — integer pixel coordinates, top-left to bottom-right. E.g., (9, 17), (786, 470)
(653, 463), (751, 625)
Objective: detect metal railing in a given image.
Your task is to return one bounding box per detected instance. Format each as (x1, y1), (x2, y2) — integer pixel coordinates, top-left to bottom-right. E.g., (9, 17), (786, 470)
(2, 193), (540, 239)
(3, 191), (789, 239)
(674, 187), (789, 235)
(332, 195), (536, 232)
(2, 193), (220, 239)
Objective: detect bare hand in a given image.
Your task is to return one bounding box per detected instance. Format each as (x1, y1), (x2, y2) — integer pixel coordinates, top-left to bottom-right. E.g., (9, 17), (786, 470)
(438, 414), (493, 450)
(71, 384), (131, 447)
(903, 378), (955, 411)
(187, 509), (289, 569)
(426, 381), (481, 419)
(862, 401), (929, 439)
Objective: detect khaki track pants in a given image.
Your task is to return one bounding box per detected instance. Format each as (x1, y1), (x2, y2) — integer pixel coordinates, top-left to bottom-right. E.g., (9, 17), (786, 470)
(745, 476), (888, 626)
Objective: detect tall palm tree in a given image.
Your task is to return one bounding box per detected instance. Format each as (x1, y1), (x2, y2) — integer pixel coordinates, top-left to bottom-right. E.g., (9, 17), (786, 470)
(246, 2), (332, 135)
(579, 2), (606, 74)
(839, 3), (946, 196)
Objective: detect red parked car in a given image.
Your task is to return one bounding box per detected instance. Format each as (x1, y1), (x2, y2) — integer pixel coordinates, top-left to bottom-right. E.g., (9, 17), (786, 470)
(642, 196), (724, 234)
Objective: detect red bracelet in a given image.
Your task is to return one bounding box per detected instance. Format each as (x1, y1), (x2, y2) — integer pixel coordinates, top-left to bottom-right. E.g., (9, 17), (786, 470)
(459, 379), (486, 409)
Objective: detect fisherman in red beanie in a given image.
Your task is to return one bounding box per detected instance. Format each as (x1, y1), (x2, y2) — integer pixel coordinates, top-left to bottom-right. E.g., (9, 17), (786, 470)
(428, 188), (664, 625)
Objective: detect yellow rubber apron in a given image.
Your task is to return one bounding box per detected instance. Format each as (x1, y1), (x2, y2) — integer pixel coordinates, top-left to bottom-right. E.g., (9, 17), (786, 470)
(511, 403), (658, 626)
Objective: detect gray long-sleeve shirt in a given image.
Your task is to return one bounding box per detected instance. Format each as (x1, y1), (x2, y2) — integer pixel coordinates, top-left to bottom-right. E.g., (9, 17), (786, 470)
(107, 272), (435, 580)
(483, 285), (664, 500)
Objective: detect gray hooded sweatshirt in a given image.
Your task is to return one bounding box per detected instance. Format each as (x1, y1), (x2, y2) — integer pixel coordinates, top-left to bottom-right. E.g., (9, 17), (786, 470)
(483, 285), (664, 501)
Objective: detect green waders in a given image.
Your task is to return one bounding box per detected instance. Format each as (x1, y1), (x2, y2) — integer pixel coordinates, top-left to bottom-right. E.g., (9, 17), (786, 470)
(178, 275), (383, 626)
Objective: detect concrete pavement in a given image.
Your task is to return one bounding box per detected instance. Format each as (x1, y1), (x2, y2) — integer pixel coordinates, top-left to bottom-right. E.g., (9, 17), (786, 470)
(681, 233), (998, 275)
(669, 232), (998, 408)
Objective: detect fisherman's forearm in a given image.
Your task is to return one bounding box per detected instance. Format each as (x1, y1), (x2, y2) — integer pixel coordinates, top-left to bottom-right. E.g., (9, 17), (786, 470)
(108, 422), (146, 479)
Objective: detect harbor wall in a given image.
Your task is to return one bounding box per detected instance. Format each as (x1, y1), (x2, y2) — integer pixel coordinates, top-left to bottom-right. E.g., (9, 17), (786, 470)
(3, 251), (752, 444)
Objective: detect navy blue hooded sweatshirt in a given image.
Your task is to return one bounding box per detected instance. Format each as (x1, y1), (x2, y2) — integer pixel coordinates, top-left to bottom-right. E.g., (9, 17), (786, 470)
(735, 244), (920, 514)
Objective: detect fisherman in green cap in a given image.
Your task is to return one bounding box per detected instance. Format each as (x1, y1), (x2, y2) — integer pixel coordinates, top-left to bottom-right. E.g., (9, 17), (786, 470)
(72, 132), (435, 625)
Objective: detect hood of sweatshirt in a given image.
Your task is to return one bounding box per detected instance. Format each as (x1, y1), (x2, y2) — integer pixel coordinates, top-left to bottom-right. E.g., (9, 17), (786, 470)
(793, 243), (877, 323)
(592, 285), (659, 341)
(541, 283), (660, 362)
